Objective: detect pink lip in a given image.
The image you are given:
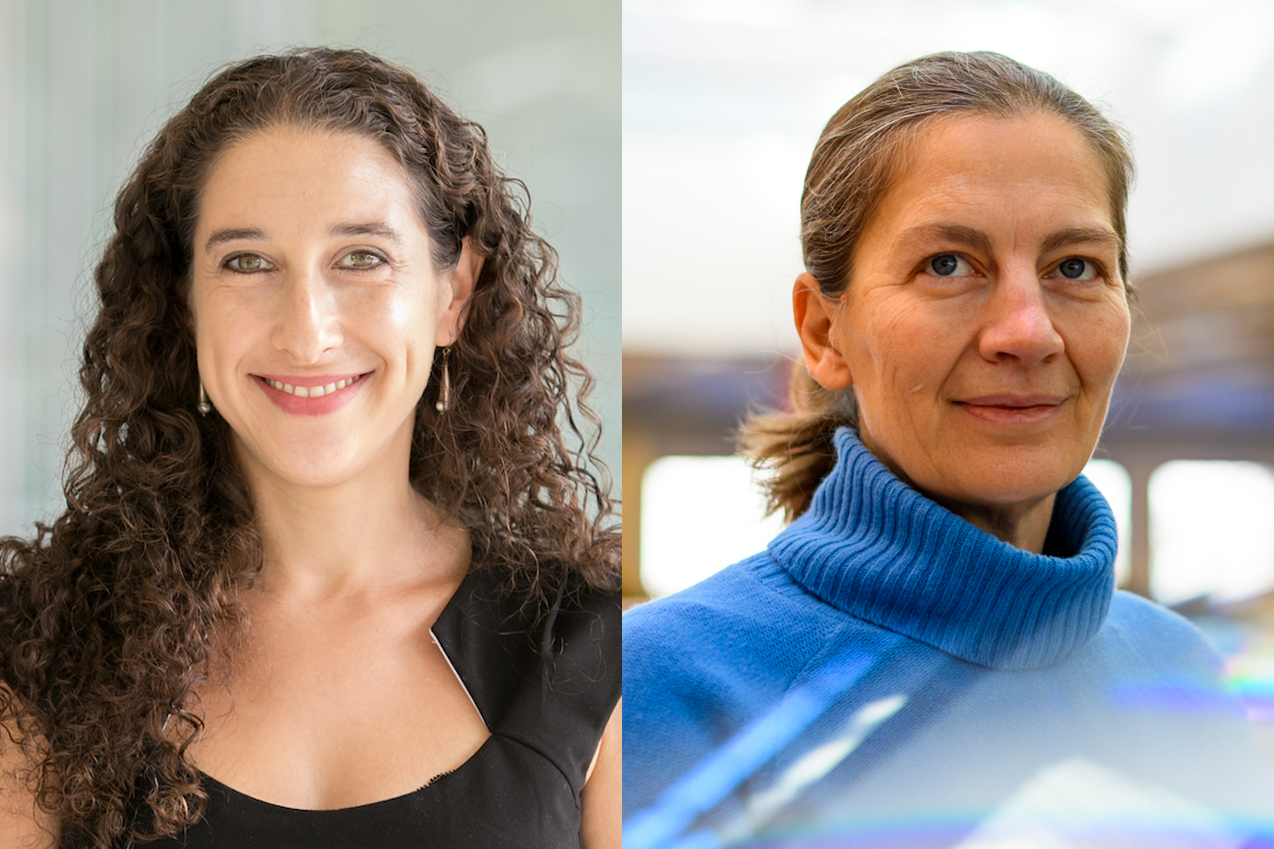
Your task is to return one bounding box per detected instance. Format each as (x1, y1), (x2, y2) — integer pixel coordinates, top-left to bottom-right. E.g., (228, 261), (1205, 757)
(954, 394), (1067, 425)
(257, 373), (363, 387)
(255, 372), (370, 417)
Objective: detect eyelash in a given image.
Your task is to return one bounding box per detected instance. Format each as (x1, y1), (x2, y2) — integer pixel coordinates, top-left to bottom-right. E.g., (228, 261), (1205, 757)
(220, 249), (389, 273)
(223, 252), (274, 273)
(338, 250), (387, 269)
(922, 253), (976, 278)
(1045, 257), (1103, 282)
(918, 253), (1106, 282)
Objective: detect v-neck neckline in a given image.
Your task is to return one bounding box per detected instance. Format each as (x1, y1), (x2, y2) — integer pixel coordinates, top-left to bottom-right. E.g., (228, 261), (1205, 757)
(196, 566), (493, 812)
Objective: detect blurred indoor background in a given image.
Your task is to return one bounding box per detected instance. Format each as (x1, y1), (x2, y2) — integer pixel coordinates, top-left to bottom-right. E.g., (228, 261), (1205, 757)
(0, 0), (620, 537)
(623, 0), (1274, 749)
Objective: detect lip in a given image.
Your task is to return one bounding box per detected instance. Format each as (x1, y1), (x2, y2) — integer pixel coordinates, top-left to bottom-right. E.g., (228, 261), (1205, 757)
(953, 394), (1067, 425)
(254, 371), (370, 416)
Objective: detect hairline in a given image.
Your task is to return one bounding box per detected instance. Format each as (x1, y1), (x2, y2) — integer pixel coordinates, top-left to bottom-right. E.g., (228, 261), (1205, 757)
(831, 106), (1130, 296)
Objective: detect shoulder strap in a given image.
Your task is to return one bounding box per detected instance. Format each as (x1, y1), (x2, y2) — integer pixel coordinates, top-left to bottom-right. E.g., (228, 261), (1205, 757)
(433, 566), (621, 795)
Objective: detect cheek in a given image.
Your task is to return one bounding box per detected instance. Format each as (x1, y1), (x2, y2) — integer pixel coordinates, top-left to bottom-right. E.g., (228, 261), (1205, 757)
(849, 300), (957, 400)
(381, 296), (417, 334)
(1072, 304), (1131, 391)
(189, 289), (230, 362)
(359, 286), (441, 375)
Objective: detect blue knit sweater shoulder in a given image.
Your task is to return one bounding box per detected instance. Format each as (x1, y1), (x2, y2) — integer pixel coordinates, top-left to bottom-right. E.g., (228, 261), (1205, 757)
(624, 428), (1269, 848)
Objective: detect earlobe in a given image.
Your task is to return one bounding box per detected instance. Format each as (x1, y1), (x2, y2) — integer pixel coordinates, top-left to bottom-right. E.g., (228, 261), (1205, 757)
(437, 236), (483, 346)
(793, 272), (853, 391)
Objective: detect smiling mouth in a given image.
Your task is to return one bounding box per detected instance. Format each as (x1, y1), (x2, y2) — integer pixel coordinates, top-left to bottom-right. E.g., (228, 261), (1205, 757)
(953, 396), (1066, 424)
(259, 373), (368, 399)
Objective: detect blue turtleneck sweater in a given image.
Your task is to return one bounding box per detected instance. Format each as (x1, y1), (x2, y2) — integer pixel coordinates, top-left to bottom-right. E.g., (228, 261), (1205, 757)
(624, 428), (1268, 848)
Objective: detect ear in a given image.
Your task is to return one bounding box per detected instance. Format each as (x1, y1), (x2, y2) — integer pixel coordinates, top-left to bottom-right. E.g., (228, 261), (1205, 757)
(436, 236), (483, 346)
(793, 272), (853, 391)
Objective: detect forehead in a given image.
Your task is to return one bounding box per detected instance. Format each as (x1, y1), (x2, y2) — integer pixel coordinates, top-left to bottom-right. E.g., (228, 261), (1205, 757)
(195, 126), (419, 233)
(869, 112), (1115, 240)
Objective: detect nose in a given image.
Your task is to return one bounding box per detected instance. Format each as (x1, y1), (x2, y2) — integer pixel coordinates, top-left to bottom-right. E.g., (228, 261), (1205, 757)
(977, 267), (1064, 366)
(271, 268), (342, 362)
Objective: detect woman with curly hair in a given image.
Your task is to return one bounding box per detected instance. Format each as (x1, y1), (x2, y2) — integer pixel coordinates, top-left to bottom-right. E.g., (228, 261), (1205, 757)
(0, 48), (620, 848)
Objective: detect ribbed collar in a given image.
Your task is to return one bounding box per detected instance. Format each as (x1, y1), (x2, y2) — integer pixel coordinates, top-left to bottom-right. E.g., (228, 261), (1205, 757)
(768, 428), (1117, 670)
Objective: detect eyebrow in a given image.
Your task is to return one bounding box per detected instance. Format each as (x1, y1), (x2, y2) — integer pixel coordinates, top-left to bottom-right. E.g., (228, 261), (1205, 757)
(894, 223), (993, 257)
(894, 223), (1120, 255)
(203, 227), (267, 255)
(330, 222), (404, 245)
(202, 222), (405, 255)
(1038, 227), (1121, 255)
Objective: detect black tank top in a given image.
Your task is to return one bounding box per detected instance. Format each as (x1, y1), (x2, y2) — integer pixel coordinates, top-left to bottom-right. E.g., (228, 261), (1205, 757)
(128, 566), (621, 849)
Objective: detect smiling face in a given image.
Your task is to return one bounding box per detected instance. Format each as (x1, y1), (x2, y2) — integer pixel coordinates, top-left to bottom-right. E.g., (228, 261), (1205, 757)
(796, 112), (1130, 539)
(190, 125), (476, 492)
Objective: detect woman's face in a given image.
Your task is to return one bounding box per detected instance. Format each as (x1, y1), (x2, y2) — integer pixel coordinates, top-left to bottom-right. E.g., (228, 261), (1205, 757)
(798, 112), (1130, 524)
(189, 126), (477, 491)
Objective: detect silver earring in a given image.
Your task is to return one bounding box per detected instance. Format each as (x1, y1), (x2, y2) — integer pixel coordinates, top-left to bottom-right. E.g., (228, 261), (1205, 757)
(198, 383), (212, 416)
(435, 347), (451, 412)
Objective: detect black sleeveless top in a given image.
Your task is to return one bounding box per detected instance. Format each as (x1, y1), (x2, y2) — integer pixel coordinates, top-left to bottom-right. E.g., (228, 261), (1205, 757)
(127, 567), (621, 849)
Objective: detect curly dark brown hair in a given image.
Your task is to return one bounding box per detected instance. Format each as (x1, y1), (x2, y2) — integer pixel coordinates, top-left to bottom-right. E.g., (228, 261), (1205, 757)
(0, 47), (618, 848)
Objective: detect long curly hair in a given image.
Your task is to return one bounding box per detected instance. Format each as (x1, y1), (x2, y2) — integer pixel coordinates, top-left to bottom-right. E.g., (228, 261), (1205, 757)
(0, 47), (618, 848)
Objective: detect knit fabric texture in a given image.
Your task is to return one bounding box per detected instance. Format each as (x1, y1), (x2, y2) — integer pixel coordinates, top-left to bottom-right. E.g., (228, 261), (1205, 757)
(623, 428), (1267, 847)
(771, 427), (1117, 670)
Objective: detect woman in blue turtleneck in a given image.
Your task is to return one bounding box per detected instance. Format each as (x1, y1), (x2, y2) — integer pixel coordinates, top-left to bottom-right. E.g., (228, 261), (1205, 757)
(623, 52), (1270, 849)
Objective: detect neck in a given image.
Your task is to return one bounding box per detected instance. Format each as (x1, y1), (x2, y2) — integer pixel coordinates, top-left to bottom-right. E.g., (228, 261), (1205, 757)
(857, 425), (1055, 553)
(236, 437), (469, 600)
(931, 492), (1056, 553)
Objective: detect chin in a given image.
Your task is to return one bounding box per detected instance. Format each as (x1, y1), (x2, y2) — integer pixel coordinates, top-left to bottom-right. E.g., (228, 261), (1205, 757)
(950, 465), (1080, 510)
(239, 439), (364, 490)
(924, 442), (1086, 509)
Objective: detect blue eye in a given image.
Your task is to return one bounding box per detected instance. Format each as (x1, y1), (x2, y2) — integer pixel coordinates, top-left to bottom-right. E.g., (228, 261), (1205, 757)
(927, 254), (972, 277)
(931, 255), (957, 275)
(1056, 258), (1094, 280)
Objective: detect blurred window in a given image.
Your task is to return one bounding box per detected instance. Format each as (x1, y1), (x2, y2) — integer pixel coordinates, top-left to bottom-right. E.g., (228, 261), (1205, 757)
(640, 455), (784, 598)
(1149, 460), (1274, 605)
(1083, 459), (1132, 587)
(640, 455), (1138, 599)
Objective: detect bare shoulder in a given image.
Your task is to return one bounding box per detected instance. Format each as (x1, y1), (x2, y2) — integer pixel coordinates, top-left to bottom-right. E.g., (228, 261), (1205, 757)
(0, 696), (58, 849)
(580, 699), (621, 849)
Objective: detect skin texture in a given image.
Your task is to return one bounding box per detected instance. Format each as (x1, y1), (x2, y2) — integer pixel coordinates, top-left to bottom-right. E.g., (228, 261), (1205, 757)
(581, 699), (622, 847)
(0, 711), (56, 848)
(181, 126), (619, 844)
(795, 112), (1131, 553)
(0, 124), (619, 848)
(186, 125), (487, 807)
(190, 126), (471, 497)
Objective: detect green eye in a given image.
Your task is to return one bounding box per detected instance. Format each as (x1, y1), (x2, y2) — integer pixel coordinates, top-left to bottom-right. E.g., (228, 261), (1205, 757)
(227, 253), (270, 272)
(341, 251), (383, 269)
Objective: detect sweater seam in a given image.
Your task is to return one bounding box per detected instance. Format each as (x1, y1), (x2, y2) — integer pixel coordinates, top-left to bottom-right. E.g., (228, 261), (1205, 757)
(1104, 603), (1239, 718)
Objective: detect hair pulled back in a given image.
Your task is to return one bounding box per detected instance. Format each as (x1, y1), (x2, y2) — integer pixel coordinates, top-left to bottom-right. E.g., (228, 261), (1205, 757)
(0, 47), (618, 847)
(741, 51), (1134, 521)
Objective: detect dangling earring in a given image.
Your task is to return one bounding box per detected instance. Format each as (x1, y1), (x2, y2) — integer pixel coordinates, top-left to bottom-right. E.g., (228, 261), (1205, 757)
(435, 347), (452, 412)
(198, 383), (212, 416)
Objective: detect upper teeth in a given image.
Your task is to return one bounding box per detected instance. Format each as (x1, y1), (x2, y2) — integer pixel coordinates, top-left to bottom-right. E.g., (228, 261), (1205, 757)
(265, 375), (361, 398)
